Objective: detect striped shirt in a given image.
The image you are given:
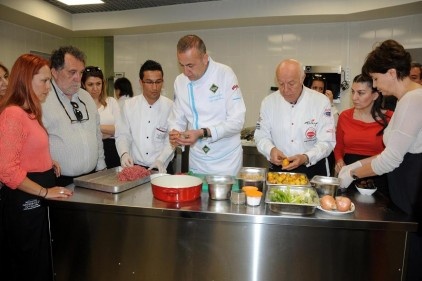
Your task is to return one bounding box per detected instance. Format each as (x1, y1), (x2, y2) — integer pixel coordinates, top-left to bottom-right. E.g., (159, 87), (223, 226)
(42, 79), (106, 177)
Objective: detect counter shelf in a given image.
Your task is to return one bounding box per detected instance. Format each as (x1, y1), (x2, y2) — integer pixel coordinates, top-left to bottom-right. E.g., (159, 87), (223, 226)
(48, 181), (417, 281)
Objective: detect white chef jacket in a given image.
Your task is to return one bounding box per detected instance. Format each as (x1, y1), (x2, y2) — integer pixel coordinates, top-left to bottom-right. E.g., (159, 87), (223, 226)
(254, 86), (335, 166)
(115, 94), (174, 167)
(168, 57), (246, 176)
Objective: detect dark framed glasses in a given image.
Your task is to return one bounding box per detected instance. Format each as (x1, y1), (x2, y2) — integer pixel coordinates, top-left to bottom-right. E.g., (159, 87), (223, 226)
(52, 83), (89, 123)
(70, 101), (84, 122)
(66, 99), (89, 123)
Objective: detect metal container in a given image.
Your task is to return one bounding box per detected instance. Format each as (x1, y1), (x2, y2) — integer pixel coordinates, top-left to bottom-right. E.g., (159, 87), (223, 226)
(230, 190), (246, 205)
(74, 167), (151, 193)
(265, 185), (319, 216)
(237, 167), (266, 192)
(266, 172), (310, 186)
(206, 175), (234, 200)
(310, 175), (341, 198)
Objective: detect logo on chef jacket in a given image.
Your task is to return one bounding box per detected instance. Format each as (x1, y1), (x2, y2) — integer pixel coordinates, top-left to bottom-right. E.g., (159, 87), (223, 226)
(304, 119), (317, 126)
(305, 127), (316, 140)
(232, 84), (239, 91)
(210, 84), (218, 93)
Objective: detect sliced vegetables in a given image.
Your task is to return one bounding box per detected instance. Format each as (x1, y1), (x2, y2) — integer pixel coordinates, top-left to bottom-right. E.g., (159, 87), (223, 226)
(269, 187), (319, 205)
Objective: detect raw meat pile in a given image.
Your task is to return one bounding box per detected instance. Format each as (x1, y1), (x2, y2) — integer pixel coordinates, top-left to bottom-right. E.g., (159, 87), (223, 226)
(117, 166), (151, 181)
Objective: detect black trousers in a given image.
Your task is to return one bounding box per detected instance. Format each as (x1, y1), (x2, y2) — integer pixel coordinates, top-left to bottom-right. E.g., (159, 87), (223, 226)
(103, 138), (120, 169)
(0, 169), (55, 281)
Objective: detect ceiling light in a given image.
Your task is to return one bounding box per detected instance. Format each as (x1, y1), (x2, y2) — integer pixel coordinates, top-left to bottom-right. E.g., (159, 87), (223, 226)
(57, 0), (104, 5)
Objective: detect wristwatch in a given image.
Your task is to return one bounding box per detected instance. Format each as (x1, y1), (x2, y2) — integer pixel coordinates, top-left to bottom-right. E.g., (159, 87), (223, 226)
(201, 128), (209, 138)
(302, 154), (309, 165)
(351, 172), (359, 180)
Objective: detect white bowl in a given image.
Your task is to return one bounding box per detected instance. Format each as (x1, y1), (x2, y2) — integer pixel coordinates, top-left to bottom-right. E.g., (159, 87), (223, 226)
(356, 185), (377, 196)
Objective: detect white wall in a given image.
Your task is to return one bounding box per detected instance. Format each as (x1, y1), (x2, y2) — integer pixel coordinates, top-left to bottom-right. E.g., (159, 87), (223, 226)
(0, 20), (64, 68)
(114, 14), (422, 127)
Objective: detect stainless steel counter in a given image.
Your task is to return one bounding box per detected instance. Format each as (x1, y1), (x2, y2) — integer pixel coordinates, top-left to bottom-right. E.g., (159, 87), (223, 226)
(48, 182), (417, 281)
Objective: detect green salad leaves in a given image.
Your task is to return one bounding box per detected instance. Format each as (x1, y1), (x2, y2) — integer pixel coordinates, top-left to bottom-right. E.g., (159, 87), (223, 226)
(270, 187), (318, 204)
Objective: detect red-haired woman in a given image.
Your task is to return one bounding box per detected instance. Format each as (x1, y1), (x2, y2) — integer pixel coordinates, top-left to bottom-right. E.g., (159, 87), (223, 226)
(0, 54), (73, 281)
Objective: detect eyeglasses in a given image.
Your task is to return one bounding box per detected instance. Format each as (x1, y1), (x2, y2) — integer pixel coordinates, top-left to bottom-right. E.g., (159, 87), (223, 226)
(70, 101), (85, 122)
(142, 80), (163, 85)
(52, 83), (90, 123)
(84, 66), (102, 73)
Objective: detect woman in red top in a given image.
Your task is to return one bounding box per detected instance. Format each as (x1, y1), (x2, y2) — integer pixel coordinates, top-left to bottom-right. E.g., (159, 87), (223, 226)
(0, 54), (73, 281)
(334, 74), (393, 193)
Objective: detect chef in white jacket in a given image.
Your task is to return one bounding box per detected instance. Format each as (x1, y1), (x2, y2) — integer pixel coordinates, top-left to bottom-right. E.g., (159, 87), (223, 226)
(254, 59), (336, 179)
(116, 60), (174, 173)
(168, 35), (246, 176)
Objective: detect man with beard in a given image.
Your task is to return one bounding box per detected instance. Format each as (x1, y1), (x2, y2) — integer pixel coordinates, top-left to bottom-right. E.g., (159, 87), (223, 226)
(42, 46), (106, 186)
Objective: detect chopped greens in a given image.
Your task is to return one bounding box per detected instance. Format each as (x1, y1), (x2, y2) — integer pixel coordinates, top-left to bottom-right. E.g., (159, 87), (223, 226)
(270, 187), (318, 204)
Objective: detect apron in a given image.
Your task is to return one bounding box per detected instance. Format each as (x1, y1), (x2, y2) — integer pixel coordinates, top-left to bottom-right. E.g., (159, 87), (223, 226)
(388, 153), (422, 281)
(269, 157), (328, 179)
(0, 169), (55, 281)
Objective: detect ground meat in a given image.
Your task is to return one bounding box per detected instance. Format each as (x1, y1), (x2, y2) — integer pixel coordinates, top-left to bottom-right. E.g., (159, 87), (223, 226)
(117, 166), (151, 181)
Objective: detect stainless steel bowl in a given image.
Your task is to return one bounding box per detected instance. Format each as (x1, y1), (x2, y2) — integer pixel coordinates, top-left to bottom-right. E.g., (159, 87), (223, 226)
(206, 175), (234, 200)
(237, 167), (266, 192)
(310, 176), (340, 197)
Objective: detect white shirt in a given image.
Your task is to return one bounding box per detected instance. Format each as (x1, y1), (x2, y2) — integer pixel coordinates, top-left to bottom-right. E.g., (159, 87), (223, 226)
(117, 95), (131, 110)
(115, 94), (174, 167)
(99, 97), (119, 126)
(42, 80), (106, 176)
(168, 57), (246, 176)
(372, 89), (422, 174)
(98, 97), (120, 139)
(254, 86), (336, 165)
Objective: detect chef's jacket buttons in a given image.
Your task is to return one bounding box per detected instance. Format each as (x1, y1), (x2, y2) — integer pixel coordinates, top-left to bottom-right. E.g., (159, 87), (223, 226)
(291, 140), (294, 142)
(146, 136), (149, 139)
(146, 152), (149, 155)
(148, 121), (150, 123)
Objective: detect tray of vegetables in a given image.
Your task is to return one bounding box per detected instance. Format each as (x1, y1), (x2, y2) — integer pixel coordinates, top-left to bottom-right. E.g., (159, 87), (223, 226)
(265, 185), (319, 215)
(266, 172), (310, 186)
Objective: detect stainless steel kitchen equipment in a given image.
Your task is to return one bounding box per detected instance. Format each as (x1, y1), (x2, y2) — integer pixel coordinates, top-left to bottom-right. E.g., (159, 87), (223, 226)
(237, 167), (266, 191)
(49, 182), (417, 281)
(266, 172), (310, 186)
(73, 167), (150, 193)
(310, 175), (341, 197)
(206, 175), (234, 200)
(265, 185), (319, 215)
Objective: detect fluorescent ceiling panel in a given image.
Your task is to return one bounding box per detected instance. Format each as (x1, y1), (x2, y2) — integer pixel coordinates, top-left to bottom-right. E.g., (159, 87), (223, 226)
(57, 0), (103, 5)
